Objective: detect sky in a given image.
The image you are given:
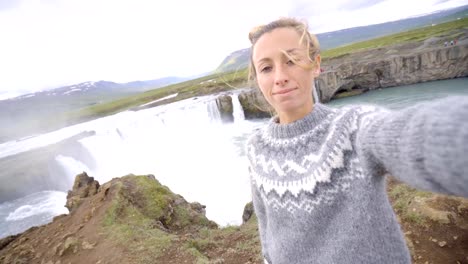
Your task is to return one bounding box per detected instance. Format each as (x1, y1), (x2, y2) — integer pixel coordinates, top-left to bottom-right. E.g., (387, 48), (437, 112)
(0, 0), (466, 99)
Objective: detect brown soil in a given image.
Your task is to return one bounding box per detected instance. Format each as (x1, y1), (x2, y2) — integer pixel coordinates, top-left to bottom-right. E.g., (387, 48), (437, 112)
(387, 177), (468, 264)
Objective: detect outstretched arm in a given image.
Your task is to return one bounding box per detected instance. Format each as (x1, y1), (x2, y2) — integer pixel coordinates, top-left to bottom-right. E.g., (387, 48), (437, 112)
(356, 96), (468, 197)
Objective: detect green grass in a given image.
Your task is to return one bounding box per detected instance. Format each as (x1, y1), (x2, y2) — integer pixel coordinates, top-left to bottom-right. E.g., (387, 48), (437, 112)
(388, 183), (432, 226)
(321, 17), (468, 59)
(102, 175), (221, 262)
(102, 176), (177, 260)
(99, 175), (263, 262)
(182, 217), (262, 263)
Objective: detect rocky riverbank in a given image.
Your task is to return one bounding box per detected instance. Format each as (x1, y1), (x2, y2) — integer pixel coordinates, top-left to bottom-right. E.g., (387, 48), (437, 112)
(1, 172), (467, 264)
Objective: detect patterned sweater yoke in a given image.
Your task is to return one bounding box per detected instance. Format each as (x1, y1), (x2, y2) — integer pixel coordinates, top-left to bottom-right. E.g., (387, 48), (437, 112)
(246, 97), (468, 264)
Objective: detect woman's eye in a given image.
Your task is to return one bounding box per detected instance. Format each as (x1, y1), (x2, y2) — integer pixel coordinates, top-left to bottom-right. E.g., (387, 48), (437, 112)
(286, 59), (295, 65)
(260, 66), (272, 73)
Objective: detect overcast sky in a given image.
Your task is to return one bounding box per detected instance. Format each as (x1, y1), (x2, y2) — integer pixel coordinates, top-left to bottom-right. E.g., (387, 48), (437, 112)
(0, 0), (466, 98)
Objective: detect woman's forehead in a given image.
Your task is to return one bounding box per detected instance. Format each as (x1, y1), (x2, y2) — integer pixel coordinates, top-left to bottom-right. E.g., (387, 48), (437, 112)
(252, 28), (305, 62)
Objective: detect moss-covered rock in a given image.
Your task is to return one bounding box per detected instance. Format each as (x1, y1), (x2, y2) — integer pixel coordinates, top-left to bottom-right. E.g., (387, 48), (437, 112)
(102, 174), (217, 232)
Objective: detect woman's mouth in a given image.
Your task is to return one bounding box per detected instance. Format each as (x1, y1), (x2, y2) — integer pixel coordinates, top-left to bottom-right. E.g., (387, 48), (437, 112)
(273, 88), (297, 95)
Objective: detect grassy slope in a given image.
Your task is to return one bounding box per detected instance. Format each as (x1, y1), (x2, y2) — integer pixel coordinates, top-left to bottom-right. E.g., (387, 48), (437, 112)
(321, 17), (468, 59)
(59, 17), (467, 126)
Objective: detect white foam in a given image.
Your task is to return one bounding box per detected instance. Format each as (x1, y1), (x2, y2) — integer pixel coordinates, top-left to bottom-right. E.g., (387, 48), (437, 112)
(5, 191), (68, 221)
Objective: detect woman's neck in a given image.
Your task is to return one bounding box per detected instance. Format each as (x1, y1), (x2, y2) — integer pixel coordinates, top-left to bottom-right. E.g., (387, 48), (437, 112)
(278, 103), (314, 124)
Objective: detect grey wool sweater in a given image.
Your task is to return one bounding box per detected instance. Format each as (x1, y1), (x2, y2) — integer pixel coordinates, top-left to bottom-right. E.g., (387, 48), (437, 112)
(246, 96), (468, 264)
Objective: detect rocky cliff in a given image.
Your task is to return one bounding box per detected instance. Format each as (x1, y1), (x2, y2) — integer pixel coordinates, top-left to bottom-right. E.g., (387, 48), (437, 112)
(316, 38), (468, 102)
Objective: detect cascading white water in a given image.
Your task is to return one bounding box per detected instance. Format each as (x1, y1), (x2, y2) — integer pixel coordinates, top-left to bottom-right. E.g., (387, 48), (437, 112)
(0, 191), (68, 238)
(231, 93), (245, 122)
(75, 96), (257, 225)
(0, 94), (264, 238)
(207, 99), (223, 123)
(55, 155), (93, 185)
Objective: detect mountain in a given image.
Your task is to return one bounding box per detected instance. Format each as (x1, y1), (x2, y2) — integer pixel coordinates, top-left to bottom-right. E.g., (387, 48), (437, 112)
(317, 5), (468, 50)
(123, 76), (187, 91)
(0, 77), (187, 143)
(215, 48), (251, 74)
(216, 5), (468, 73)
(8, 77), (187, 102)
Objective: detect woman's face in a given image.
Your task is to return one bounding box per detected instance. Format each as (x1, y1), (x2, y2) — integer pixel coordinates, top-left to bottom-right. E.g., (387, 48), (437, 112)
(252, 27), (320, 122)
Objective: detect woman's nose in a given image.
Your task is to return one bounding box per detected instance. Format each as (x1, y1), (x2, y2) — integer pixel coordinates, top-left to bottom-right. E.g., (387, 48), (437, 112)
(274, 68), (289, 86)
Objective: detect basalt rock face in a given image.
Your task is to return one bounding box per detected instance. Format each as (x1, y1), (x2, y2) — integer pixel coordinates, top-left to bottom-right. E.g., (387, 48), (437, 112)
(316, 44), (468, 102)
(216, 95), (234, 122)
(238, 89), (273, 120)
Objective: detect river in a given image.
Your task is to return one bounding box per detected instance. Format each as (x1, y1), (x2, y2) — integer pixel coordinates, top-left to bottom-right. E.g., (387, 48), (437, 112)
(0, 77), (467, 239)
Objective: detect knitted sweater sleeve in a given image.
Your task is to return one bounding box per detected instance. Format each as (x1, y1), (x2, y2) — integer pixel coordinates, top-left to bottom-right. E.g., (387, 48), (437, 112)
(356, 96), (468, 197)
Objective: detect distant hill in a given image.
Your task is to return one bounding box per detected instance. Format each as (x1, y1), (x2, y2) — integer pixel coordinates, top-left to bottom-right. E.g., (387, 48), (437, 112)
(0, 76), (187, 143)
(123, 76), (187, 91)
(216, 5), (468, 73)
(317, 5), (468, 50)
(215, 48), (251, 74)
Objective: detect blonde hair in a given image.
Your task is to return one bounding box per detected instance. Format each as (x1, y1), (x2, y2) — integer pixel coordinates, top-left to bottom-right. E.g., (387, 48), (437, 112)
(248, 17), (321, 87)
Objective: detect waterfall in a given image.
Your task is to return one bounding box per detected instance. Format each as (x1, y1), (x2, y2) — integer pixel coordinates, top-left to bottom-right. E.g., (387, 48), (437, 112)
(0, 94), (259, 233)
(55, 155), (93, 186)
(206, 99), (223, 123)
(231, 94), (245, 122)
(312, 83), (320, 103)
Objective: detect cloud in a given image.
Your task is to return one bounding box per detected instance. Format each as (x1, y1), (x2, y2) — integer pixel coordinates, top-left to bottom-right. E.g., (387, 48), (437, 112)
(0, 0), (291, 93)
(289, 0), (467, 33)
(0, 0), (21, 11)
(0, 0), (466, 94)
(288, 0), (386, 17)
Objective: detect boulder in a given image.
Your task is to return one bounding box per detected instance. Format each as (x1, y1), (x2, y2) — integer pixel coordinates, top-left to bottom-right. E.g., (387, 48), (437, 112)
(242, 202), (255, 223)
(65, 172), (100, 212)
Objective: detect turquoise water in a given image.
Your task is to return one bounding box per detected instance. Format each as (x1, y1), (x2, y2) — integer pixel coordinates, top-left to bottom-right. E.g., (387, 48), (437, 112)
(327, 78), (468, 109)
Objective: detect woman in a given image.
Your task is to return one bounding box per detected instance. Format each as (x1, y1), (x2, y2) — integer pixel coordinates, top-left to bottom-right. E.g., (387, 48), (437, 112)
(245, 18), (468, 264)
